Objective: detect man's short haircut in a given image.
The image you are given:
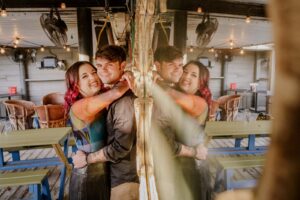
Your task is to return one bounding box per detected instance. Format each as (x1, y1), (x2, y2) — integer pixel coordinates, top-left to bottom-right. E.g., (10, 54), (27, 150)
(95, 45), (126, 63)
(154, 46), (183, 63)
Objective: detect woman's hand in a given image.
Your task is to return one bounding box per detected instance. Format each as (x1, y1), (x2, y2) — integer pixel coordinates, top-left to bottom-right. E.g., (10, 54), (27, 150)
(152, 71), (163, 83)
(121, 71), (135, 90)
(194, 144), (208, 160)
(112, 80), (130, 97)
(72, 150), (88, 168)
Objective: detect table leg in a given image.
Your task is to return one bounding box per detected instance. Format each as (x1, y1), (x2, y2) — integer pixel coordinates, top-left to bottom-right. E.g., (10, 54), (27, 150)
(52, 144), (71, 175)
(52, 144), (72, 200)
(0, 148), (4, 167)
(248, 135), (256, 151)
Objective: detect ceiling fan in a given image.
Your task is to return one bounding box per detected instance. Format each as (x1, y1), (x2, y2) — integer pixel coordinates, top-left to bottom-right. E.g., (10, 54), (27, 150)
(195, 13), (218, 48)
(40, 8), (68, 47)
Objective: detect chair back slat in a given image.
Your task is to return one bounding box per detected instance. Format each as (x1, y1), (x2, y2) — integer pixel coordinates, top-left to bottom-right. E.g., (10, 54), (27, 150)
(34, 105), (66, 128)
(3, 100), (35, 130)
(42, 93), (64, 105)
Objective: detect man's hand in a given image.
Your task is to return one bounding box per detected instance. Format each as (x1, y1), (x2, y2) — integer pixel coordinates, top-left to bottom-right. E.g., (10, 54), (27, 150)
(194, 144), (208, 160)
(72, 150), (88, 168)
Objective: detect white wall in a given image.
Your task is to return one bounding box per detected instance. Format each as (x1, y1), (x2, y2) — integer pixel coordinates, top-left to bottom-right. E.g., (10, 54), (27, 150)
(0, 48), (78, 105)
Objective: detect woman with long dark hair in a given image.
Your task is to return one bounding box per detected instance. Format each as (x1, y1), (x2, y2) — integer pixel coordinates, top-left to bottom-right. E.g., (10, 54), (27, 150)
(65, 61), (129, 200)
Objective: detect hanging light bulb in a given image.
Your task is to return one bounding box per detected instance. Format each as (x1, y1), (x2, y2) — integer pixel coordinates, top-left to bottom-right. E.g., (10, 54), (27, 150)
(189, 46), (194, 53)
(13, 43), (17, 48)
(245, 15), (251, 23)
(1, 3), (7, 17)
(40, 45), (45, 52)
(0, 47), (5, 54)
(229, 40), (234, 47)
(240, 49), (245, 55)
(15, 37), (20, 44)
(197, 7), (203, 13)
(60, 2), (66, 9)
(66, 45), (71, 52)
(63, 45), (66, 49)
(209, 47), (215, 53)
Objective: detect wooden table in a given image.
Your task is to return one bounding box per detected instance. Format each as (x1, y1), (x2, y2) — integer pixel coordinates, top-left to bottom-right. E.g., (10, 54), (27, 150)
(205, 120), (272, 155)
(0, 127), (72, 200)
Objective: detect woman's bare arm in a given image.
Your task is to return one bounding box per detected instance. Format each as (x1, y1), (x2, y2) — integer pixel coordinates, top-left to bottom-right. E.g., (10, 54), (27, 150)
(168, 88), (208, 117)
(71, 81), (129, 123)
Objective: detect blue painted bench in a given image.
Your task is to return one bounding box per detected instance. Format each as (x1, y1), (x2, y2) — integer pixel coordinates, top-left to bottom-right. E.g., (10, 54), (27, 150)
(205, 120), (271, 155)
(0, 169), (52, 200)
(214, 155), (265, 190)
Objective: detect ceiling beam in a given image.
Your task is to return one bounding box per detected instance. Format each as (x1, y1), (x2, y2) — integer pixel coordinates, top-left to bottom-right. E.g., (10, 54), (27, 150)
(4, 0), (127, 9)
(4, 0), (267, 17)
(167, 0), (267, 18)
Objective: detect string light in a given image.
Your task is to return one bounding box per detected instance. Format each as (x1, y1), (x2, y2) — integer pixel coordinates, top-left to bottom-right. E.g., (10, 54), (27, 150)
(15, 37), (20, 44)
(60, 2), (66, 9)
(197, 7), (203, 13)
(0, 47), (5, 54)
(245, 15), (251, 23)
(0, 2), (7, 17)
(13, 43), (17, 48)
(240, 49), (245, 55)
(208, 48), (215, 53)
(40, 45), (45, 52)
(229, 40), (234, 47)
(189, 46), (194, 53)
(66, 45), (71, 52)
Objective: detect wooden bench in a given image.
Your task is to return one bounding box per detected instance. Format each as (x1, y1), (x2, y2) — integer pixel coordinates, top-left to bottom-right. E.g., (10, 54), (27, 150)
(0, 169), (52, 200)
(214, 155), (265, 190)
(205, 120), (272, 155)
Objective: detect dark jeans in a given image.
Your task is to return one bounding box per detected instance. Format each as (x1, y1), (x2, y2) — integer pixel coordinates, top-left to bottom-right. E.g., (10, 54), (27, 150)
(69, 162), (110, 200)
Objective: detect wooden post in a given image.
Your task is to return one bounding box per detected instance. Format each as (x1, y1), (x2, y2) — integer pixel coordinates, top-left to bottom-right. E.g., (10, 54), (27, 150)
(255, 1), (300, 199)
(174, 11), (187, 53)
(220, 54), (227, 96)
(20, 59), (29, 100)
(77, 8), (93, 62)
(217, 1), (300, 200)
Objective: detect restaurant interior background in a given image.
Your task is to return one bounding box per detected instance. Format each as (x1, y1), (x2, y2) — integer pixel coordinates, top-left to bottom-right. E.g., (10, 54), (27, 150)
(0, 0), (272, 117)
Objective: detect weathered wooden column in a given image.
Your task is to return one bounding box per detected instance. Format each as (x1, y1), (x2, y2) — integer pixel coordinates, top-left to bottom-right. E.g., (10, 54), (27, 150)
(77, 8), (93, 61)
(255, 0), (300, 199)
(132, 0), (158, 199)
(217, 1), (300, 200)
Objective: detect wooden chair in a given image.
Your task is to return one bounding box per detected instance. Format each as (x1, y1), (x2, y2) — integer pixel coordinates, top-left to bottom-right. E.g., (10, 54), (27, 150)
(209, 100), (220, 121)
(34, 105), (66, 128)
(3, 100), (35, 130)
(42, 92), (65, 105)
(217, 95), (241, 121)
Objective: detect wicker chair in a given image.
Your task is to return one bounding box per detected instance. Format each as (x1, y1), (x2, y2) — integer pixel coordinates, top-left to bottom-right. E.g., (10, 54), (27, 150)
(34, 105), (67, 128)
(217, 95), (241, 121)
(42, 92), (65, 105)
(3, 100), (36, 130)
(209, 100), (220, 121)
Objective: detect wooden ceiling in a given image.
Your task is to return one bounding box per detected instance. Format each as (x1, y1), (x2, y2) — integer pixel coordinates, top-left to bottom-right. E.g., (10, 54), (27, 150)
(0, 0), (272, 50)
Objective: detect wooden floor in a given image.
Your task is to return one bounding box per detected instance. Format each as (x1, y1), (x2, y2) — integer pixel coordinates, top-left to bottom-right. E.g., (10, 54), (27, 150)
(0, 118), (270, 200)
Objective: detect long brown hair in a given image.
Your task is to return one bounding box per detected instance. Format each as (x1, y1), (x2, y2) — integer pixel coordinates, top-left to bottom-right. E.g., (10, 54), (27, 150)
(184, 60), (212, 107)
(64, 61), (98, 113)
